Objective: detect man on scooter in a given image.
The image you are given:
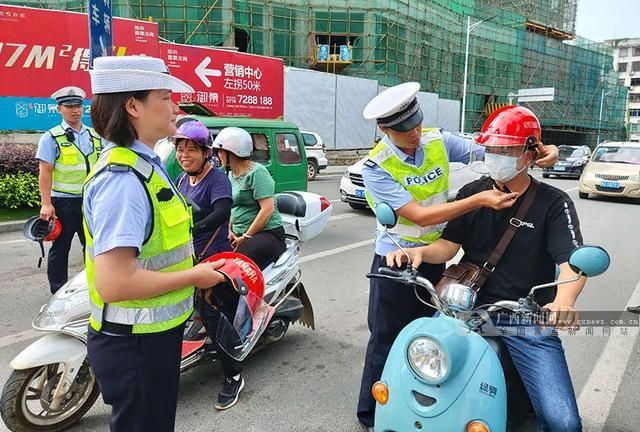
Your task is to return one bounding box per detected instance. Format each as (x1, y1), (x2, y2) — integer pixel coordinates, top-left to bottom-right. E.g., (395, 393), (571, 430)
(387, 106), (585, 431)
(357, 83), (560, 431)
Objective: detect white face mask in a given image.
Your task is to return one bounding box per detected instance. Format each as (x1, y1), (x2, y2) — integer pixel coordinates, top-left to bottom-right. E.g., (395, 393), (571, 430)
(484, 153), (526, 183)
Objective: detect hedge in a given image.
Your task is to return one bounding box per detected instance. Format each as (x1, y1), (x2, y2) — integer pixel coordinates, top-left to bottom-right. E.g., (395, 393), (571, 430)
(0, 144), (39, 176)
(0, 172), (40, 209)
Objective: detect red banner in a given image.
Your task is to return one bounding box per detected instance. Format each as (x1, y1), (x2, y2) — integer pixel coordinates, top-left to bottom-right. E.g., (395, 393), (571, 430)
(160, 42), (284, 119)
(0, 5), (159, 98)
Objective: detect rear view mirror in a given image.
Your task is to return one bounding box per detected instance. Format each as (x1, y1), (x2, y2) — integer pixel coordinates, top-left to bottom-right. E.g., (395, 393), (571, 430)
(374, 202), (397, 228)
(568, 245), (610, 277)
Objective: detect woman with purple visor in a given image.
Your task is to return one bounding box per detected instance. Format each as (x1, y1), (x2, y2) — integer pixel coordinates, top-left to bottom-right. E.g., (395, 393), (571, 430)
(172, 119), (247, 410)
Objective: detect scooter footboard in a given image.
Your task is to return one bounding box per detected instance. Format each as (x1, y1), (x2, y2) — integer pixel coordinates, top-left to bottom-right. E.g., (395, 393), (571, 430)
(375, 347), (507, 432)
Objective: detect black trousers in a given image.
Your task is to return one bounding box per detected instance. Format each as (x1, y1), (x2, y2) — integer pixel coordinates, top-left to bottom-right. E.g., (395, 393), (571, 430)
(236, 226), (286, 270)
(356, 255), (444, 428)
(87, 324), (185, 432)
(48, 197), (85, 294)
(196, 295), (242, 378)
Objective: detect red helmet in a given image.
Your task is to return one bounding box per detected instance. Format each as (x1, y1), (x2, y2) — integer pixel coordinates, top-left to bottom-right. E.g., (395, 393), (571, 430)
(23, 216), (61, 242)
(201, 252), (265, 314)
(474, 106), (541, 148)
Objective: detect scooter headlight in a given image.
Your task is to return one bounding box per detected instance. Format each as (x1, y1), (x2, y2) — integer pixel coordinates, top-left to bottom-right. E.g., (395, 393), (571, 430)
(407, 337), (449, 382)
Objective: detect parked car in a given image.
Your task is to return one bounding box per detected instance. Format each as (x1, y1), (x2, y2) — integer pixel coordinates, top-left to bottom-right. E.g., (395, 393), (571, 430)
(156, 106), (307, 192)
(339, 158), (483, 210)
(301, 131), (328, 181)
(578, 141), (640, 200)
(543, 145), (591, 179)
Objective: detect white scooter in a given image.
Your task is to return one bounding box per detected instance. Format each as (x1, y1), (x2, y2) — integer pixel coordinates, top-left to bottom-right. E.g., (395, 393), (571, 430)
(0, 192), (331, 432)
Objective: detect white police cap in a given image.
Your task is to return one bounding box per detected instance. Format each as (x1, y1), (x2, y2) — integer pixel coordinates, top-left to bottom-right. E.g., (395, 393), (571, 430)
(51, 86), (86, 106)
(90, 56), (194, 95)
(363, 82), (423, 132)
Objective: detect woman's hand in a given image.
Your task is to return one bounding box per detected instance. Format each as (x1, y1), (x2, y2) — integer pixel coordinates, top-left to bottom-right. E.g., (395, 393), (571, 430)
(477, 189), (519, 210)
(386, 247), (424, 268)
(191, 259), (226, 289)
(540, 302), (579, 330)
(232, 234), (248, 250)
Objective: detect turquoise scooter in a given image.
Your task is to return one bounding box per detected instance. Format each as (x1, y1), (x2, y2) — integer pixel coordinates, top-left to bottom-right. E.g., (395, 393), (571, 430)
(369, 202), (610, 432)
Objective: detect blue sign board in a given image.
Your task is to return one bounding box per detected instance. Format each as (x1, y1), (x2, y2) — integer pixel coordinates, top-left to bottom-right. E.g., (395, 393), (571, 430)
(0, 97), (91, 131)
(317, 45), (329, 61)
(88, 0), (113, 67)
(339, 45), (351, 62)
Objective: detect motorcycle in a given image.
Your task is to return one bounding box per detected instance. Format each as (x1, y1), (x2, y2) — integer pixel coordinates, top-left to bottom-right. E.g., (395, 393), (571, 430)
(0, 191), (330, 432)
(368, 202), (610, 432)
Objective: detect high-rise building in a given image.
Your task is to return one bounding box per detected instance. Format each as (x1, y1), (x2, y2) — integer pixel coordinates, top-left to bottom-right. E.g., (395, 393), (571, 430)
(607, 38), (640, 142)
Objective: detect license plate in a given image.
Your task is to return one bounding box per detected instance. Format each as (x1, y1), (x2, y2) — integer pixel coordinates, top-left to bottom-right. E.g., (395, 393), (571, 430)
(355, 189), (365, 198)
(554, 166), (566, 171)
(600, 180), (620, 189)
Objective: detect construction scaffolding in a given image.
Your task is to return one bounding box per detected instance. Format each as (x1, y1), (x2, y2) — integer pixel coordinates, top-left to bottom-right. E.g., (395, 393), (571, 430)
(9, 0), (627, 145)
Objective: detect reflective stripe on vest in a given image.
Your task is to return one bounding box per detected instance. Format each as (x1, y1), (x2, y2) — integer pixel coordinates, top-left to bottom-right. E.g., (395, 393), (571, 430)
(90, 295), (193, 326)
(50, 125), (101, 195)
(365, 128), (449, 244)
(83, 147), (195, 335)
(86, 241), (194, 272)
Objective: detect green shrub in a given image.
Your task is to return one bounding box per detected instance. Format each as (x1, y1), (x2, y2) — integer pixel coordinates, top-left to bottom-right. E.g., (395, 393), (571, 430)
(0, 172), (40, 209)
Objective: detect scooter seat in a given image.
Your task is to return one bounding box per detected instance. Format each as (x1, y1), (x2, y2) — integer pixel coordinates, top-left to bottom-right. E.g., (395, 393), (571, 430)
(485, 337), (536, 431)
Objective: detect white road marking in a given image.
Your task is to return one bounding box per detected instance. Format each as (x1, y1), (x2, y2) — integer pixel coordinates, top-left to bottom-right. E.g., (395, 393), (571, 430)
(0, 238), (27, 246)
(328, 213), (361, 222)
(564, 187), (579, 192)
(578, 277), (640, 431)
(0, 329), (41, 349)
(299, 239), (374, 264)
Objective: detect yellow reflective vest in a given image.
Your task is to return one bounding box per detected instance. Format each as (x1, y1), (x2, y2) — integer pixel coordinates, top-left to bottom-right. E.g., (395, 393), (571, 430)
(83, 147), (195, 334)
(365, 128), (449, 244)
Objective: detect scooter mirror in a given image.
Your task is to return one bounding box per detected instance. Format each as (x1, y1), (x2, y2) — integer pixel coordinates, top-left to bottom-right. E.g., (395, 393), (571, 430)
(568, 245), (610, 278)
(375, 202), (397, 228)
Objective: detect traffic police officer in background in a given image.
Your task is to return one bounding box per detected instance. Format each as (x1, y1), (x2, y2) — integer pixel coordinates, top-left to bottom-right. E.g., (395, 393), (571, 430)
(36, 86), (102, 294)
(356, 82), (559, 430)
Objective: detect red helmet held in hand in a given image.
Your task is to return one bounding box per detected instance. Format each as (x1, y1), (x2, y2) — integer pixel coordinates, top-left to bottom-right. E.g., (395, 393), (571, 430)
(474, 106), (541, 149)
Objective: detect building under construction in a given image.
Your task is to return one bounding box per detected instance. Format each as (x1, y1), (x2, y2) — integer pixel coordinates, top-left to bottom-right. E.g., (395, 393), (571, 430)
(15, 0), (627, 145)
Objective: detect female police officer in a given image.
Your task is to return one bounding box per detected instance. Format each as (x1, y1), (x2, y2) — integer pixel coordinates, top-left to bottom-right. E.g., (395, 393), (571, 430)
(84, 56), (225, 431)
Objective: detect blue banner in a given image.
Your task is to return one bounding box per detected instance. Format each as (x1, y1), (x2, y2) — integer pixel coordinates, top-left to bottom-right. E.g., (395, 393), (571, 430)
(0, 97), (91, 131)
(88, 0), (113, 68)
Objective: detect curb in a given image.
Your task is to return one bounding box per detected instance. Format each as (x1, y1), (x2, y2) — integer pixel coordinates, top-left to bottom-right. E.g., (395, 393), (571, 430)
(0, 219), (26, 234)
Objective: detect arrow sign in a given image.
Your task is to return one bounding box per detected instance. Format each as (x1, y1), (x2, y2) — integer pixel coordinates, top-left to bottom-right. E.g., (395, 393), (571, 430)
(195, 57), (222, 88)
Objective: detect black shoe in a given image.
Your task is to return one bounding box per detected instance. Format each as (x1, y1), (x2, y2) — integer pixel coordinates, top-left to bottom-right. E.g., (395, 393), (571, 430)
(215, 375), (245, 410)
(627, 306), (640, 314)
(359, 421), (374, 432)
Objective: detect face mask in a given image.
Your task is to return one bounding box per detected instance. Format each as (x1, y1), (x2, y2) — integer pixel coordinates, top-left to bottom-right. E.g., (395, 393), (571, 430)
(484, 153), (525, 183)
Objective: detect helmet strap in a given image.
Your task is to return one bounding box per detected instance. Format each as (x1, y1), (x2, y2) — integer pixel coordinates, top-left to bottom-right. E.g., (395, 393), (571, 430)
(37, 240), (45, 268)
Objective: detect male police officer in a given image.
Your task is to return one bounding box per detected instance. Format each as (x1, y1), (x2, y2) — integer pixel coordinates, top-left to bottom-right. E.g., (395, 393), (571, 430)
(36, 86), (102, 293)
(356, 82), (559, 430)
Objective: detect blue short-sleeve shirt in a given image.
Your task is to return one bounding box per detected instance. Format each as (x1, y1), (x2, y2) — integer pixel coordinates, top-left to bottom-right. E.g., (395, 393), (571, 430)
(362, 130), (485, 256)
(83, 140), (182, 258)
(36, 120), (101, 199)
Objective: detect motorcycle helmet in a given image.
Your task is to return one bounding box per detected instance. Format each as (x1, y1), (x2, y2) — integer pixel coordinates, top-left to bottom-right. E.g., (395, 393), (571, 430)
(23, 216), (61, 242)
(202, 251), (264, 302)
(474, 105), (541, 149)
(213, 127), (253, 158)
(172, 119), (213, 149)
(23, 216), (62, 268)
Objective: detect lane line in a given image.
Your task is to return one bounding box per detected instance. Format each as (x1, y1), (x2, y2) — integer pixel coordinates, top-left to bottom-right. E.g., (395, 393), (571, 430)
(299, 239), (374, 264)
(0, 329), (41, 349)
(328, 213), (361, 222)
(578, 278), (640, 431)
(0, 239), (27, 246)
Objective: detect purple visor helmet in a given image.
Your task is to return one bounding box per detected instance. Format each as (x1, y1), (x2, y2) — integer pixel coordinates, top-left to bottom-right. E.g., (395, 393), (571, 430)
(172, 119), (212, 149)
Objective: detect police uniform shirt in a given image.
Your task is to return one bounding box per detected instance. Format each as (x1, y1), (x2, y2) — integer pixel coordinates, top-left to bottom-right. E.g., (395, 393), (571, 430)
(442, 177), (583, 307)
(36, 120), (100, 198)
(362, 131), (486, 256)
(83, 140), (183, 258)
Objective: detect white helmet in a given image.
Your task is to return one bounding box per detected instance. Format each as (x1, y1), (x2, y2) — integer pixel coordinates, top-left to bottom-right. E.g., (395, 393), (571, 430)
(214, 127), (253, 158)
